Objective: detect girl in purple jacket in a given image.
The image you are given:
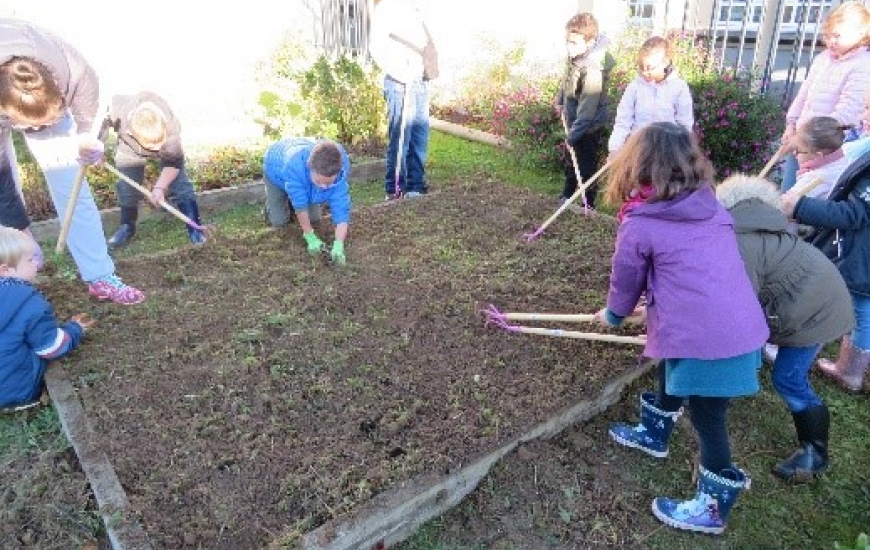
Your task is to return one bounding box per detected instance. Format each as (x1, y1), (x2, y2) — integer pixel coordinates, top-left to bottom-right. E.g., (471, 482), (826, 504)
(594, 122), (769, 534)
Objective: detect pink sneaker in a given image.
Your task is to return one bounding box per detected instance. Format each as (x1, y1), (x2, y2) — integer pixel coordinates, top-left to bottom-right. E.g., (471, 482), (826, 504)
(87, 274), (146, 305)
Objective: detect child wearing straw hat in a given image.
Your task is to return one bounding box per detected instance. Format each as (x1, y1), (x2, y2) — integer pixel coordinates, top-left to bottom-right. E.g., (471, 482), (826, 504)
(99, 91), (208, 247)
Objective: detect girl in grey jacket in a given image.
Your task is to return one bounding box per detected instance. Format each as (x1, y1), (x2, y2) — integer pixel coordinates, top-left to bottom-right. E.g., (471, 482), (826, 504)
(718, 174), (854, 482)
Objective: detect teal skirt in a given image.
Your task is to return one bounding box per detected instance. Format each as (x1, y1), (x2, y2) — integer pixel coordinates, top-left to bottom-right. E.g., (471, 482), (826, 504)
(665, 349), (763, 398)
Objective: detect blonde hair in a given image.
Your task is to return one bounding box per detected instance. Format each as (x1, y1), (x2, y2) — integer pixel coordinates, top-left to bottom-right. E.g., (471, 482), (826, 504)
(0, 57), (64, 124)
(128, 102), (167, 150)
(605, 122), (713, 206)
(823, 2), (870, 47)
(0, 226), (32, 268)
(797, 116), (851, 154)
(716, 173), (782, 210)
(637, 36), (672, 69)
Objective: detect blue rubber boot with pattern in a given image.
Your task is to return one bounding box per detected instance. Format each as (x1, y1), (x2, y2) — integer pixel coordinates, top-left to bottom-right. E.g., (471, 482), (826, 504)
(609, 392), (681, 458)
(652, 465), (746, 535)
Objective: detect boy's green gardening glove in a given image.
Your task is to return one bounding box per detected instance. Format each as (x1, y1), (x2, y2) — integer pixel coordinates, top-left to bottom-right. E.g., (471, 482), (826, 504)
(303, 231), (325, 254)
(330, 240), (346, 265)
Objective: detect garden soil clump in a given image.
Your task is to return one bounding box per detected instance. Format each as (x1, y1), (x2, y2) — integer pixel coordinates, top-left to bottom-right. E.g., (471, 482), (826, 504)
(42, 180), (643, 549)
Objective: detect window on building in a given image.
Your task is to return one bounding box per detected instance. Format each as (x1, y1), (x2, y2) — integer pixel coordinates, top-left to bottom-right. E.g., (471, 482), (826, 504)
(628, 0), (654, 20)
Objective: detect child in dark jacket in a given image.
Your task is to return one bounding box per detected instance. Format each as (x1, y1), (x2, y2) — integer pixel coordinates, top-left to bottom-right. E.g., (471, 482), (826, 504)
(782, 146), (870, 393)
(717, 174), (854, 481)
(555, 12), (615, 207)
(595, 122), (768, 534)
(0, 226), (93, 412)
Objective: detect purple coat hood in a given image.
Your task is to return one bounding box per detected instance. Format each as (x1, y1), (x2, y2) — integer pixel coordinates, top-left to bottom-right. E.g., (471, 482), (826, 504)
(609, 185), (769, 359)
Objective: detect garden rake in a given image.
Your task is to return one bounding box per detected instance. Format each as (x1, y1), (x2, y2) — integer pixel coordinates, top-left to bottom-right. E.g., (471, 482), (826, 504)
(522, 160), (612, 242)
(56, 100), (111, 254)
(481, 303), (646, 346)
(390, 81), (413, 199)
(102, 163), (216, 238)
(757, 142), (789, 179)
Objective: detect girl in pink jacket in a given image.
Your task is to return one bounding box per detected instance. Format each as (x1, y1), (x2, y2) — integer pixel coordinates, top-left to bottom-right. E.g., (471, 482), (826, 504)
(607, 36), (694, 156)
(780, 2), (870, 191)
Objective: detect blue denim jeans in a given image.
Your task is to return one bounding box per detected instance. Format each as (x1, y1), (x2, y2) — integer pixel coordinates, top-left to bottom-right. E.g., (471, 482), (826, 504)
(771, 344), (823, 413)
(780, 152), (798, 191)
(850, 292), (870, 350)
(654, 362), (732, 472)
(114, 152), (197, 208)
(383, 76), (430, 195)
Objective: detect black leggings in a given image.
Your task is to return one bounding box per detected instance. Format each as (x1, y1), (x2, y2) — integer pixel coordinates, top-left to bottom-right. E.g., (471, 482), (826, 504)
(0, 157), (30, 230)
(655, 362), (732, 473)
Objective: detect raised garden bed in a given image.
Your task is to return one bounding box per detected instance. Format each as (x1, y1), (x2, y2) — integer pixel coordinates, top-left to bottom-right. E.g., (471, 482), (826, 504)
(40, 179), (643, 549)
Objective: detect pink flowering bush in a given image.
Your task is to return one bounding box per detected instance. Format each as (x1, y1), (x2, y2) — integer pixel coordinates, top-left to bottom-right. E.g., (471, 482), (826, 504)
(490, 78), (564, 170)
(608, 28), (785, 180)
(477, 26), (785, 178)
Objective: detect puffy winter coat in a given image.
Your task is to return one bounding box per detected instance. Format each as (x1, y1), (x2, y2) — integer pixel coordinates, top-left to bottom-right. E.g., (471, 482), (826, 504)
(557, 35), (616, 143)
(786, 47), (870, 131)
(0, 278), (84, 408)
(609, 184), (769, 359)
(607, 69), (694, 153)
(797, 148), (870, 297)
(726, 197), (853, 346)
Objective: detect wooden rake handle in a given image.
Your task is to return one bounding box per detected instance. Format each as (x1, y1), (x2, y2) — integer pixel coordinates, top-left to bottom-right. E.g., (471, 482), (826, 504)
(508, 324), (646, 346)
(757, 143), (789, 179)
(55, 165), (88, 254)
(501, 312), (644, 325)
(103, 163), (204, 231)
(529, 160), (612, 237)
(791, 175), (824, 197)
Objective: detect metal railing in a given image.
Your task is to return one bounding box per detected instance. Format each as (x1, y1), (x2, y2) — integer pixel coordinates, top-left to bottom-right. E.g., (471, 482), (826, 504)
(318, 0), (869, 105)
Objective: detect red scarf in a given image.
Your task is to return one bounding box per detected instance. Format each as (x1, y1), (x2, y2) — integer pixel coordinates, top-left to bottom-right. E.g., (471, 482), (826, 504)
(617, 184), (655, 223)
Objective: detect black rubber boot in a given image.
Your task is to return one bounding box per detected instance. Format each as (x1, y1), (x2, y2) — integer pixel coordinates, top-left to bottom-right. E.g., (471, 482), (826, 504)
(773, 404), (829, 482)
(108, 206), (138, 248)
(177, 198), (206, 244)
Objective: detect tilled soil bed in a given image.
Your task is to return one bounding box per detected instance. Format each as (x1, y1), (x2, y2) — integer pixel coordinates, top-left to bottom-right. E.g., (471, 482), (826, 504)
(42, 180), (644, 549)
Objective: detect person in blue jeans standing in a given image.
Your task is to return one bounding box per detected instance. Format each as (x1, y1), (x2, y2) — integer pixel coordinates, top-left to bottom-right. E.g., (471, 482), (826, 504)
(717, 174), (854, 481)
(262, 137), (351, 265)
(369, 0), (438, 200)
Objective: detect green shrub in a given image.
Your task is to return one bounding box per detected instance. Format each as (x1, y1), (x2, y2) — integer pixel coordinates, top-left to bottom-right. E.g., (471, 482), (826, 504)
(255, 40), (386, 150)
(298, 55), (386, 147)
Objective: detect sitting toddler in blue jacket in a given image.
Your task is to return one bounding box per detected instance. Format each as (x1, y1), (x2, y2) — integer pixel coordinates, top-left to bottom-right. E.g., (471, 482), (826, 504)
(0, 226), (93, 412)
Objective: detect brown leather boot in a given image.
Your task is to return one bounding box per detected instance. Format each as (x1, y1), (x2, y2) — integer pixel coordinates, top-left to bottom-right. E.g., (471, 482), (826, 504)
(817, 337), (870, 393)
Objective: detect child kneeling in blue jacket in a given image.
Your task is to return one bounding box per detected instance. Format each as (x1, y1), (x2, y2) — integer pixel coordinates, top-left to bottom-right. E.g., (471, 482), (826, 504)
(0, 226), (93, 412)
